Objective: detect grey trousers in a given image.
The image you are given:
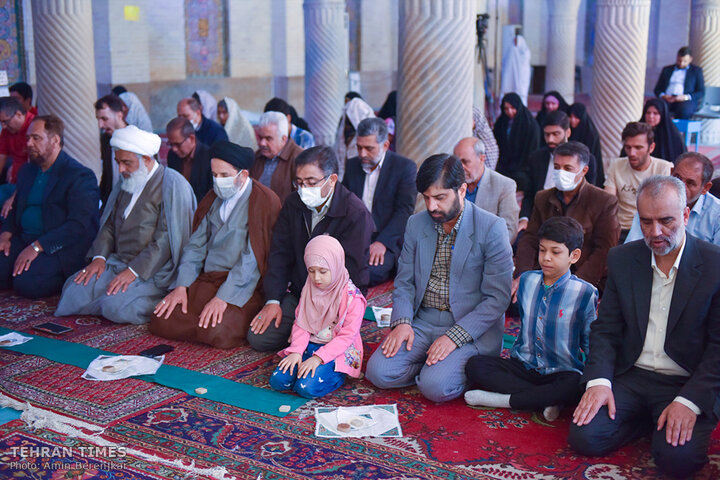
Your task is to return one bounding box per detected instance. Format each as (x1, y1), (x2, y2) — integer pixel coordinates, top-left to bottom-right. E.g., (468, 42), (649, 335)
(55, 260), (164, 325)
(246, 293), (299, 352)
(366, 307), (498, 403)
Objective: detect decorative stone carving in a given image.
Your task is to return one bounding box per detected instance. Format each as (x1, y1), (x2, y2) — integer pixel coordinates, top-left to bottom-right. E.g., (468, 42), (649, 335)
(591, 0), (652, 168)
(303, 0), (348, 147)
(396, 0), (475, 165)
(545, 0), (582, 103)
(32, 0), (101, 179)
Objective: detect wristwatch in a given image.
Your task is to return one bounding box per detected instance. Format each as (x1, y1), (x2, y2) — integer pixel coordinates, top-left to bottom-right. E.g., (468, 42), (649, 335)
(31, 242), (41, 253)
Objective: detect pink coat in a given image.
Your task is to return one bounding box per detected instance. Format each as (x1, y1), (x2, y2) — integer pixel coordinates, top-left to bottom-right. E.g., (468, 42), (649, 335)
(280, 284), (366, 377)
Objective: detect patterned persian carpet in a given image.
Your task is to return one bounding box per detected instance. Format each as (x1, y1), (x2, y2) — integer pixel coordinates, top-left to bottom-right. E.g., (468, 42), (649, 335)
(1, 285), (719, 479)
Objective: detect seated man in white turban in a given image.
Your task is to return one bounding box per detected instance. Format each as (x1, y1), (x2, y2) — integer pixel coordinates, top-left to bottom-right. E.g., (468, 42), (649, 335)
(55, 125), (196, 324)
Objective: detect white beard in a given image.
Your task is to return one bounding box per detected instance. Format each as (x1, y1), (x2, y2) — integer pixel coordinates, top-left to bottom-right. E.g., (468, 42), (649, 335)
(120, 161), (150, 194)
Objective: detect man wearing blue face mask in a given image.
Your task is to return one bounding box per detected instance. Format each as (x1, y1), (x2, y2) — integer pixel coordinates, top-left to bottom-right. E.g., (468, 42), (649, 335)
(514, 142), (619, 294)
(150, 141), (282, 349)
(247, 145), (374, 352)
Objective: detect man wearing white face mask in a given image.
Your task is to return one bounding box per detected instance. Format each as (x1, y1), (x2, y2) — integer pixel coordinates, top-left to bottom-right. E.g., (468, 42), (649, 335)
(177, 97), (228, 148)
(56, 126), (196, 325)
(150, 141), (282, 349)
(514, 142), (619, 294)
(248, 146), (374, 352)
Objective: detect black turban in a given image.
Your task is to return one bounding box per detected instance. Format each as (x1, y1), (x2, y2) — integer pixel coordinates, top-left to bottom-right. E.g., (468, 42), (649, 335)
(209, 141), (254, 170)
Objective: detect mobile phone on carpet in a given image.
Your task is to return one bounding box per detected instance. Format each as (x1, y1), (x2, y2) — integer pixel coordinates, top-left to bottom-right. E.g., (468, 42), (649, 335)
(139, 344), (174, 357)
(33, 322), (73, 335)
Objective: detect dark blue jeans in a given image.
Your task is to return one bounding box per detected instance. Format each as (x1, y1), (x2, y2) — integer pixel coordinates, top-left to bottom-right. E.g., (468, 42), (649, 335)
(270, 342), (346, 398)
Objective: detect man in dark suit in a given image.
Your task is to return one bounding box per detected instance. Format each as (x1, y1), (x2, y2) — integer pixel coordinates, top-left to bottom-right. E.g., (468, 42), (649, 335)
(654, 46), (705, 120)
(342, 118), (416, 285)
(0, 115), (100, 298)
(94, 94), (127, 206)
(569, 175), (720, 478)
(166, 117), (212, 201)
(520, 111), (601, 230)
(248, 146), (374, 352)
(177, 97), (228, 147)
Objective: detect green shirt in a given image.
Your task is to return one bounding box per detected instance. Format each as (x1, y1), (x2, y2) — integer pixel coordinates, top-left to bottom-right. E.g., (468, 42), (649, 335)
(20, 164), (54, 237)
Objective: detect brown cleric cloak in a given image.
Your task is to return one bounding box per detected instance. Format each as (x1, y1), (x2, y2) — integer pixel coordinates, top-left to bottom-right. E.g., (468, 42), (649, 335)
(150, 179), (281, 349)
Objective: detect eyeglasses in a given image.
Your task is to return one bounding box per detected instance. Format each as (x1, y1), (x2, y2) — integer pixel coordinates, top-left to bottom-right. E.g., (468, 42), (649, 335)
(0, 113), (17, 128)
(168, 136), (190, 149)
(293, 175), (328, 188)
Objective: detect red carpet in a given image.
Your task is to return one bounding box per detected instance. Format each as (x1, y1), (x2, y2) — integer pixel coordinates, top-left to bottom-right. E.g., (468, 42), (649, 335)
(1, 287), (719, 479)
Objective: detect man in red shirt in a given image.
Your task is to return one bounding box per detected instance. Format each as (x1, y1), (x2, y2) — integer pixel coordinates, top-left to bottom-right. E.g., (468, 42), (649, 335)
(0, 96), (36, 215)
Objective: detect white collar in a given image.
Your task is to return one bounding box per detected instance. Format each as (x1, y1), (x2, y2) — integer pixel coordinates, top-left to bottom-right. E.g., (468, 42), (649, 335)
(311, 187), (335, 217)
(364, 150), (387, 174)
(650, 233), (686, 278)
(377, 150), (387, 169)
(219, 177), (251, 221)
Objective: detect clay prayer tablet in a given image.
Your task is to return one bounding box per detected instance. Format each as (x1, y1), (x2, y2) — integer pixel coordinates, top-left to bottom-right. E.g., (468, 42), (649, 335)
(194, 387), (208, 394)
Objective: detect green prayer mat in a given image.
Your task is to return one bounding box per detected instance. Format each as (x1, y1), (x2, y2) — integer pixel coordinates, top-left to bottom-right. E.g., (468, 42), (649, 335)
(364, 307), (518, 349)
(0, 407), (21, 425)
(0, 327), (306, 417)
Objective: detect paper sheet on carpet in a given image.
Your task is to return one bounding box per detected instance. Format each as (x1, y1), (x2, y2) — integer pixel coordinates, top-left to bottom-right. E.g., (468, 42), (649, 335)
(83, 354), (164, 380)
(370, 307), (392, 327)
(0, 332), (33, 346)
(315, 404), (402, 438)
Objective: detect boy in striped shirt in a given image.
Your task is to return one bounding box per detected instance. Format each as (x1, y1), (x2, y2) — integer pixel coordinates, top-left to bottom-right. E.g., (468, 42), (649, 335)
(464, 217), (598, 421)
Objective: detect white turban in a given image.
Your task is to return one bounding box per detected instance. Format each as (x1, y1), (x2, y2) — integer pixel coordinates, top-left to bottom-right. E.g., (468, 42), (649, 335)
(110, 125), (161, 157)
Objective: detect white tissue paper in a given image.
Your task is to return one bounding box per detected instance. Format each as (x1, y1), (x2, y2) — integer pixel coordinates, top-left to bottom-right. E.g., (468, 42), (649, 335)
(371, 307), (392, 327)
(315, 404), (402, 438)
(82, 355), (164, 381)
(0, 332), (33, 347)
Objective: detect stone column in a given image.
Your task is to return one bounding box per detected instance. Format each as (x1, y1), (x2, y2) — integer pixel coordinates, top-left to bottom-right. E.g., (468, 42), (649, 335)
(396, 0), (475, 165)
(591, 0), (652, 168)
(545, 0), (581, 103)
(690, 0), (720, 145)
(31, 0), (101, 179)
(303, 0), (348, 147)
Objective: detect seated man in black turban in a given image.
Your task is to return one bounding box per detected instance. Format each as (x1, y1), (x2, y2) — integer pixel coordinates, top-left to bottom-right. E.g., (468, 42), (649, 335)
(150, 141), (283, 349)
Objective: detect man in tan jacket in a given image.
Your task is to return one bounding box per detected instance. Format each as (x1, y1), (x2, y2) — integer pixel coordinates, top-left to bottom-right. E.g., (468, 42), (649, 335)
(249, 111), (304, 204)
(514, 142), (619, 294)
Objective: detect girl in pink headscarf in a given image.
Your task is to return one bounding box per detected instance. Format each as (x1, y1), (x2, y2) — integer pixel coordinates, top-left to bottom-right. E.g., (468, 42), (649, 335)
(269, 235), (367, 398)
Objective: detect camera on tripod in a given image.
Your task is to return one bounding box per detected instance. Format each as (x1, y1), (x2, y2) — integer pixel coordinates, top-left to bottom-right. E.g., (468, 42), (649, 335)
(476, 13), (490, 46)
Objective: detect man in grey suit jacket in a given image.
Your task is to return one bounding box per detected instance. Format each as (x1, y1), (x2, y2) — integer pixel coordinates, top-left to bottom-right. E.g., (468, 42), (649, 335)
(366, 154), (513, 402)
(454, 137), (519, 242)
